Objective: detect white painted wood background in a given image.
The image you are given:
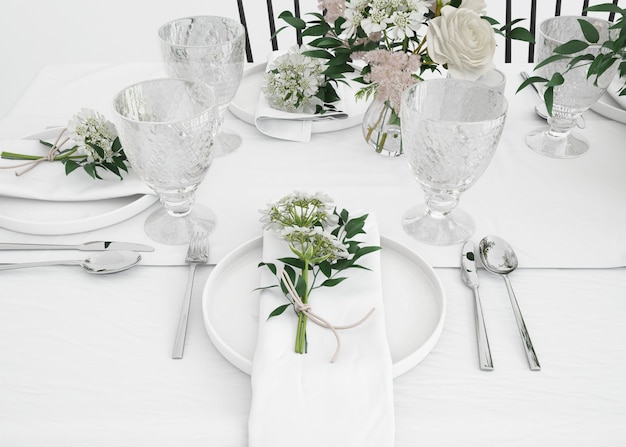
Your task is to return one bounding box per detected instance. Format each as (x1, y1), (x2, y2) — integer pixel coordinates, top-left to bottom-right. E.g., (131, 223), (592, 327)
(0, 0), (615, 119)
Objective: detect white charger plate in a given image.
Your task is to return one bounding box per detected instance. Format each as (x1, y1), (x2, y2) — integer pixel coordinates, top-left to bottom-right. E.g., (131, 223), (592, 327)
(0, 128), (157, 235)
(202, 236), (446, 378)
(229, 63), (370, 133)
(591, 79), (626, 124)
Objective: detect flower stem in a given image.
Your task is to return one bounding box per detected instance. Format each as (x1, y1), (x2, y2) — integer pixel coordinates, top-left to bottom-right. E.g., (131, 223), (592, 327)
(295, 261), (310, 354)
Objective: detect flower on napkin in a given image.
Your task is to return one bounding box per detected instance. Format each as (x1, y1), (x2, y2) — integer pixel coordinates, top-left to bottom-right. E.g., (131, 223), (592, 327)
(262, 47), (330, 114)
(0, 108), (129, 180)
(258, 191), (381, 359)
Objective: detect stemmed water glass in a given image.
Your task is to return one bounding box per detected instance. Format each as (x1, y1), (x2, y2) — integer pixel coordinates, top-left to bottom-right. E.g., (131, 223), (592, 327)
(525, 16), (618, 158)
(401, 79), (508, 246)
(158, 16), (245, 157)
(113, 78), (220, 245)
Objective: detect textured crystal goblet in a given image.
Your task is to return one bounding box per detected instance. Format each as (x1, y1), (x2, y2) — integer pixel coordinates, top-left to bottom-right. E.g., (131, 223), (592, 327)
(526, 16), (618, 158)
(158, 16), (245, 157)
(113, 78), (219, 245)
(401, 79), (508, 246)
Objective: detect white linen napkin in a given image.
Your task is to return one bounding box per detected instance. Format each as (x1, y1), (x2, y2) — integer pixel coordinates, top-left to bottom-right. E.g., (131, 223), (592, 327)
(0, 139), (153, 201)
(607, 79), (626, 110)
(248, 213), (395, 447)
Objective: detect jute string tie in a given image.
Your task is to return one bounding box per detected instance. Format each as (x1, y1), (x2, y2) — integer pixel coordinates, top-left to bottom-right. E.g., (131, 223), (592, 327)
(279, 269), (375, 363)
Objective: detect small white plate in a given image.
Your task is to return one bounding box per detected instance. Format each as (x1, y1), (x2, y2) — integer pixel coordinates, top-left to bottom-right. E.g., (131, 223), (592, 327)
(0, 128), (157, 235)
(202, 236), (446, 378)
(591, 79), (626, 124)
(229, 63), (370, 133)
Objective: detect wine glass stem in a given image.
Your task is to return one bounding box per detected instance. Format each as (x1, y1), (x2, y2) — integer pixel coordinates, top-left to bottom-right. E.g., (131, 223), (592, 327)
(425, 192), (459, 218)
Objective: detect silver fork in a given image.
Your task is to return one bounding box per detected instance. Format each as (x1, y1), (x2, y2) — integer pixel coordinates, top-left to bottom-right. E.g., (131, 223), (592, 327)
(172, 232), (210, 359)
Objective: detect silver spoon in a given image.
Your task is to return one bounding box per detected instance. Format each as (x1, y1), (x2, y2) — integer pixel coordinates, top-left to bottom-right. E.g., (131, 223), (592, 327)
(478, 236), (541, 371)
(0, 250), (142, 274)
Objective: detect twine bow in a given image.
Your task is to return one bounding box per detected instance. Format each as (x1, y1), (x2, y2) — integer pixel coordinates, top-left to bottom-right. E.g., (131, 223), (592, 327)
(1, 128), (70, 176)
(280, 269), (375, 363)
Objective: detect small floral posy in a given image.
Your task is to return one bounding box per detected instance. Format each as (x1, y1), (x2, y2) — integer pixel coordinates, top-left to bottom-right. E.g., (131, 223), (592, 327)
(1, 108), (129, 180)
(258, 191), (381, 360)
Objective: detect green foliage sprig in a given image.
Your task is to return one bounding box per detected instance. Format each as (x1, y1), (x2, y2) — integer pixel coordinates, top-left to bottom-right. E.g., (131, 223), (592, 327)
(517, 3), (626, 114)
(258, 192), (381, 355)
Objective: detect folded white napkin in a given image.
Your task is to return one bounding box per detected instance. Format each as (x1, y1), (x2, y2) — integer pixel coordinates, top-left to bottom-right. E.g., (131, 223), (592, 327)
(607, 79), (626, 110)
(249, 213), (394, 447)
(254, 51), (357, 142)
(0, 139), (153, 201)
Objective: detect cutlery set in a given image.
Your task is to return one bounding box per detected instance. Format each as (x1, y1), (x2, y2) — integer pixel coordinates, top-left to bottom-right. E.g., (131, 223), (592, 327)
(2, 235), (208, 359)
(462, 236), (541, 371)
(0, 240), (151, 273)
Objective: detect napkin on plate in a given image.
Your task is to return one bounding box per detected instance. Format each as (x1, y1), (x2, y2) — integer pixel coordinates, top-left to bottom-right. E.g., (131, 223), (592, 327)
(254, 52), (352, 142)
(0, 139), (153, 201)
(248, 213), (395, 447)
(607, 79), (626, 110)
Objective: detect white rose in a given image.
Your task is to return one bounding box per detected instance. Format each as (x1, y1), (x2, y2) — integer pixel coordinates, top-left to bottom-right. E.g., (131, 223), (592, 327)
(457, 0), (487, 15)
(427, 6), (496, 80)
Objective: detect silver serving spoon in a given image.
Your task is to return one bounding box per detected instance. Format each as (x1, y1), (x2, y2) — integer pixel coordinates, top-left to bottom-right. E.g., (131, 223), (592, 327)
(478, 236), (541, 371)
(0, 250), (142, 274)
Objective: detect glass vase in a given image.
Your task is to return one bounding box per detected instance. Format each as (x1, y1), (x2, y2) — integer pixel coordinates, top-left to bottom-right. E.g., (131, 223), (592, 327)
(362, 97), (403, 157)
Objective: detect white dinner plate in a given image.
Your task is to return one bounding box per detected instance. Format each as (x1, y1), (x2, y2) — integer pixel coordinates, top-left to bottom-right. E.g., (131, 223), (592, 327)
(0, 128), (157, 235)
(229, 63), (370, 133)
(591, 79), (626, 124)
(202, 236), (446, 378)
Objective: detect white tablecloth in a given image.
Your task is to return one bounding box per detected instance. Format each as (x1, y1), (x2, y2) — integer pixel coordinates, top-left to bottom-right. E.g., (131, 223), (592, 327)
(0, 63), (625, 446)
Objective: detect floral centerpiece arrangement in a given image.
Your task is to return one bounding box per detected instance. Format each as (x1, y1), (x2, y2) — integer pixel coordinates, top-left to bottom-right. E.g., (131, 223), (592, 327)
(1, 108), (129, 179)
(258, 191), (380, 360)
(264, 0), (533, 154)
(518, 3), (625, 114)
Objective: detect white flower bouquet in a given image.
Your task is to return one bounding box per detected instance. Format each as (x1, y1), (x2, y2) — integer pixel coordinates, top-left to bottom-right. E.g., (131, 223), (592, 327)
(269, 0), (533, 118)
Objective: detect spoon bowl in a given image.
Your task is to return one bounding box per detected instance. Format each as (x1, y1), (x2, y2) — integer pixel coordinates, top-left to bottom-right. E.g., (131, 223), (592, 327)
(478, 235), (541, 371)
(81, 251), (142, 274)
(478, 235), (518, 276)
(0, 250), (142, 274)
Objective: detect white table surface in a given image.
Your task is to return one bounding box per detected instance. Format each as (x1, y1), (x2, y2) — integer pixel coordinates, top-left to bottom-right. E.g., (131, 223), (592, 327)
(0, 63), (625, 446)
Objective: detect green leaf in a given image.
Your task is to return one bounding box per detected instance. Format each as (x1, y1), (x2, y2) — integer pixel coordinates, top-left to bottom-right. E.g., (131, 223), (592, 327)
(516, 75), (547, 94)
(278, 257), (306, 270)
(319, 260), (332, 278)
(267, 304), (291, 319)
(578, 19), (600, 43)
(301, 23), (330, 37)
(546, 72), (564, 88)
(278, 11), (306, 30)
(64, 159), (81, 175)
(585, 4), (625, 14)
(309, 36), (343, 49)
(554, 39), (589, 55)
(535, 54), (570, 70)
(507, 27), (535, 43)
(258, 262), (277, 275)
(544, 86), (554, 116)
(321, 277), (347, 287)
(302, 49), (334, 59)
(83, 163), (97, 179)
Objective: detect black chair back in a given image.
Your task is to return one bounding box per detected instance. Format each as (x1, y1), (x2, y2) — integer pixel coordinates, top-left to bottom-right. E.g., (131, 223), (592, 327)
(237, 0), (303, 63)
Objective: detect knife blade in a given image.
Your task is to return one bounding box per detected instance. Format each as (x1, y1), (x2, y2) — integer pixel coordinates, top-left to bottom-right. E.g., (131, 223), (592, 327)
(0, 241), (154, 252)
(461, 241), (494, 371)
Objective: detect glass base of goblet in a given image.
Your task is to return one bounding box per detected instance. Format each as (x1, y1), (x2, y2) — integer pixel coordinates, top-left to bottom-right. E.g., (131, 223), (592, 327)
(212, 127), (241, 158)
(144, 204), (217, 245)
(525, 126), (589, 158)
(402, 205), (475, 246)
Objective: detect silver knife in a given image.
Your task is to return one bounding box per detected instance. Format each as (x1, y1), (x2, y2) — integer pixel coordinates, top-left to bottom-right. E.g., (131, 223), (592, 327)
(461, 241), (494, 371)
(0, 241), (154, 252)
